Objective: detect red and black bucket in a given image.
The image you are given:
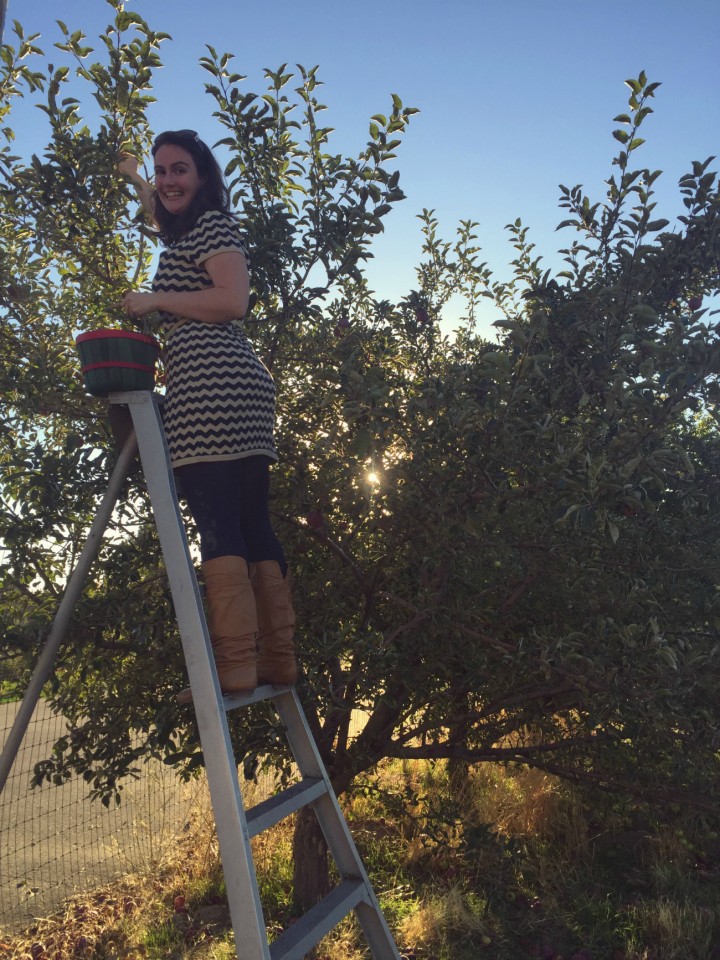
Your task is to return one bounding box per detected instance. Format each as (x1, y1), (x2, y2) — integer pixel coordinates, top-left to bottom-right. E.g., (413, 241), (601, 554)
(75, 329), (160, 397)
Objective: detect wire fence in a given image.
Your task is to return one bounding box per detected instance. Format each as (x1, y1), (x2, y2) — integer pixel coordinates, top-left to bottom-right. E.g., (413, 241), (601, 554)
(0, 696), (279, 937)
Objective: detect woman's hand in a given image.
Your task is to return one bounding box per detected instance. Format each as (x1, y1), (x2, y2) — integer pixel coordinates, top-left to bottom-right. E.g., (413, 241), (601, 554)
(123, 290), (159, 318)
(117, 151), (157, 224)
(117, 151), (140, 179)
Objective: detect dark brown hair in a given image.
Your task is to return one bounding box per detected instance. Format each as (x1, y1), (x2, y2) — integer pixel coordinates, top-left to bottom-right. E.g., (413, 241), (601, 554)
(151, 130), (231, 244)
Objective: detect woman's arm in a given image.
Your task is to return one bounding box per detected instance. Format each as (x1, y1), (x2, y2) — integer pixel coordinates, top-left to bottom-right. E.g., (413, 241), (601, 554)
(123, 250), (250, 324)
(117, 152), (156, 223)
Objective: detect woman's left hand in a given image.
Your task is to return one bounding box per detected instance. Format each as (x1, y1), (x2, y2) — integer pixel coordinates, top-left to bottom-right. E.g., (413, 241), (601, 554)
(123, 290), (158, 318)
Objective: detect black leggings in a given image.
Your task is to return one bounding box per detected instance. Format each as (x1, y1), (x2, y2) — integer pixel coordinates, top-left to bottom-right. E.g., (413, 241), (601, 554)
(175, 456), (287, 574)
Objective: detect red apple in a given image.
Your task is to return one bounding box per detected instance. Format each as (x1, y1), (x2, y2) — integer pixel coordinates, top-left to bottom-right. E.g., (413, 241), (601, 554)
(307, 510), (325, 530)
(334, 315), (351, 337)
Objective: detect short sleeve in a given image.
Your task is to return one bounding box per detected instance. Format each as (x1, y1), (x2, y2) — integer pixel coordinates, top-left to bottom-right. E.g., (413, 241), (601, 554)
(189, 210), (248, 265)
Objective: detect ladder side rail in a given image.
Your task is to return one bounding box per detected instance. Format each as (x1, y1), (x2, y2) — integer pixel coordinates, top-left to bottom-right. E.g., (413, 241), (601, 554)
(115, 391), (270, 960)
(272, 690), (401, 960)
(271, 689), (365, 875)
(0, 428), (139, 795)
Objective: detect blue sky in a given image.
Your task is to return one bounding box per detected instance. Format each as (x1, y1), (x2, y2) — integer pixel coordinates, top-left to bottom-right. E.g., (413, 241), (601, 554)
(6, 0), (720, 336)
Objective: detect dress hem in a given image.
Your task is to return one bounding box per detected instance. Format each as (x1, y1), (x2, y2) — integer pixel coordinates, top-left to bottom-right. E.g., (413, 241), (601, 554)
(171, 449), (278, 469)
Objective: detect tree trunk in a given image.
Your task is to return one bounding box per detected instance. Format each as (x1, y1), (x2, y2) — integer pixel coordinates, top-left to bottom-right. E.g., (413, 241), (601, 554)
(292, 805), (330, 913)
(448, 756), (472, 799)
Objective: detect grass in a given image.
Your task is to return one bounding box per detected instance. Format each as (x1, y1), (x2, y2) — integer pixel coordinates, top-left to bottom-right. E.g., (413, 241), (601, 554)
(0, 681), (20, 703)
(3, 761), (720, 959)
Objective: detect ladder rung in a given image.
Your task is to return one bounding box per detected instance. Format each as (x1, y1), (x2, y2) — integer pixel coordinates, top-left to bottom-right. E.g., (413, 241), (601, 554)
(269, 878), (368, 960)
(246, 777), (327, 838)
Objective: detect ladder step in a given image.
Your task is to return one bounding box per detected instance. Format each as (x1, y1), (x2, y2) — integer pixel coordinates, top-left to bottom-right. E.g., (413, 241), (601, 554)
(223, 683), (293, 711)
(246, 777), (327, 838)
(269, 878), (368, 960)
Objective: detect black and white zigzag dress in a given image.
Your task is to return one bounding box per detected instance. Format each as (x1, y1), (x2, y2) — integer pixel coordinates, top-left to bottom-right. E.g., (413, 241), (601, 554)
(152, 209), (277, 468)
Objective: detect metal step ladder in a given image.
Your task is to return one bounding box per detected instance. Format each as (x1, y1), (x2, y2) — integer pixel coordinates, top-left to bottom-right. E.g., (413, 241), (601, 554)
(80, 392), (403, 960)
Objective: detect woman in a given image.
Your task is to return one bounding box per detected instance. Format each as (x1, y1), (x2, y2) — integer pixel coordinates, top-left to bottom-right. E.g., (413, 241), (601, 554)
(118, 130), (297, 697)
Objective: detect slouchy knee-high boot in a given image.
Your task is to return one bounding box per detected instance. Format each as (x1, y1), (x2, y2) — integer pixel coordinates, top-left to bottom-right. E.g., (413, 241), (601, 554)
(250, 561), (298, 686)
(178, 555), (258, 703)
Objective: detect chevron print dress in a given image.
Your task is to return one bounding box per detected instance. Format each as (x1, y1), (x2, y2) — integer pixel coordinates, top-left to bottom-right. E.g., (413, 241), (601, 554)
(153, 210), (277, 468)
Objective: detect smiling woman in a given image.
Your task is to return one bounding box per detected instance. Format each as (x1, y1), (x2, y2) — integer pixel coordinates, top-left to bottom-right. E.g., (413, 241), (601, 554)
(118, 131), (249, 325)
(116, 129), (298, 700)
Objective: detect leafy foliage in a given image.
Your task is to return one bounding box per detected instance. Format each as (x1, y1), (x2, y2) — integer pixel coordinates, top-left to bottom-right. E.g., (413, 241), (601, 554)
(1, 3), (719, 863)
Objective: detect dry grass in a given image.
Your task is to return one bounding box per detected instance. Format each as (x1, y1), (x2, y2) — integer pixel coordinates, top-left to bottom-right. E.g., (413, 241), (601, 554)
(397, 885), (492, 952)
(3, 759), (720, 960)
(4, 871), (168, 959)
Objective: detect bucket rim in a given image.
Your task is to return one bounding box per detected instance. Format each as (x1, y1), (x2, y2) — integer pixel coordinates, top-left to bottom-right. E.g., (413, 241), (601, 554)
(82, 360), (157, 373)
(75, 328), (159, 347)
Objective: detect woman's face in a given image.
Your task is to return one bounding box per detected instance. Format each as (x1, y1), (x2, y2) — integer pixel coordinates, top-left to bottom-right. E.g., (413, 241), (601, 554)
(153, 144), (204, 216)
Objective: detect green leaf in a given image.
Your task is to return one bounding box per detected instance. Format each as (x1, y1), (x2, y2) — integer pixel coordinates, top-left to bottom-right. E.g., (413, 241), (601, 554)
(645, 219), (669, 232)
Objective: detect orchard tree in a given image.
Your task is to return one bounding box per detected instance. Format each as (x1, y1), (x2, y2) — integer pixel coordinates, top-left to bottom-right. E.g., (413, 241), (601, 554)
(2, 2), (720, 908)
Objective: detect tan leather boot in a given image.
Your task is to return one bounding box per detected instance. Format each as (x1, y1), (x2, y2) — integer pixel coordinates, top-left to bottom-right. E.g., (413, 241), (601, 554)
(178, 555), (258, 703)
(250, 560), (298, 686)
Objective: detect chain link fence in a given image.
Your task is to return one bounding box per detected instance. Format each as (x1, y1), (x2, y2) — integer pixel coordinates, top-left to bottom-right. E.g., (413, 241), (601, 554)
(0, 697), (210, 935)
(1, 692), (358, 939)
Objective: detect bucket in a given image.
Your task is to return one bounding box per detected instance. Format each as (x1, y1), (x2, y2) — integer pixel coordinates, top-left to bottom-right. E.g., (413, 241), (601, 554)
(75, 329), (160, 397)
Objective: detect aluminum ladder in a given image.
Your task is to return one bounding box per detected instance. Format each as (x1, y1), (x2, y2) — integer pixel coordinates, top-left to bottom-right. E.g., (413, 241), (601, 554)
(113, 391), (401, 960)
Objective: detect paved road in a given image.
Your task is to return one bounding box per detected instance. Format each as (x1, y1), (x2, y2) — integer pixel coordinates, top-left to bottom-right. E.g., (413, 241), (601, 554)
(0, 699), (204, 935)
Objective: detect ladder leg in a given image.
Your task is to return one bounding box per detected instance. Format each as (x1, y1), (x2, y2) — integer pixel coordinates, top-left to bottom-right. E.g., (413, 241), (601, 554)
(0, 428), (138, 795)
(114, 391), (270, 960)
